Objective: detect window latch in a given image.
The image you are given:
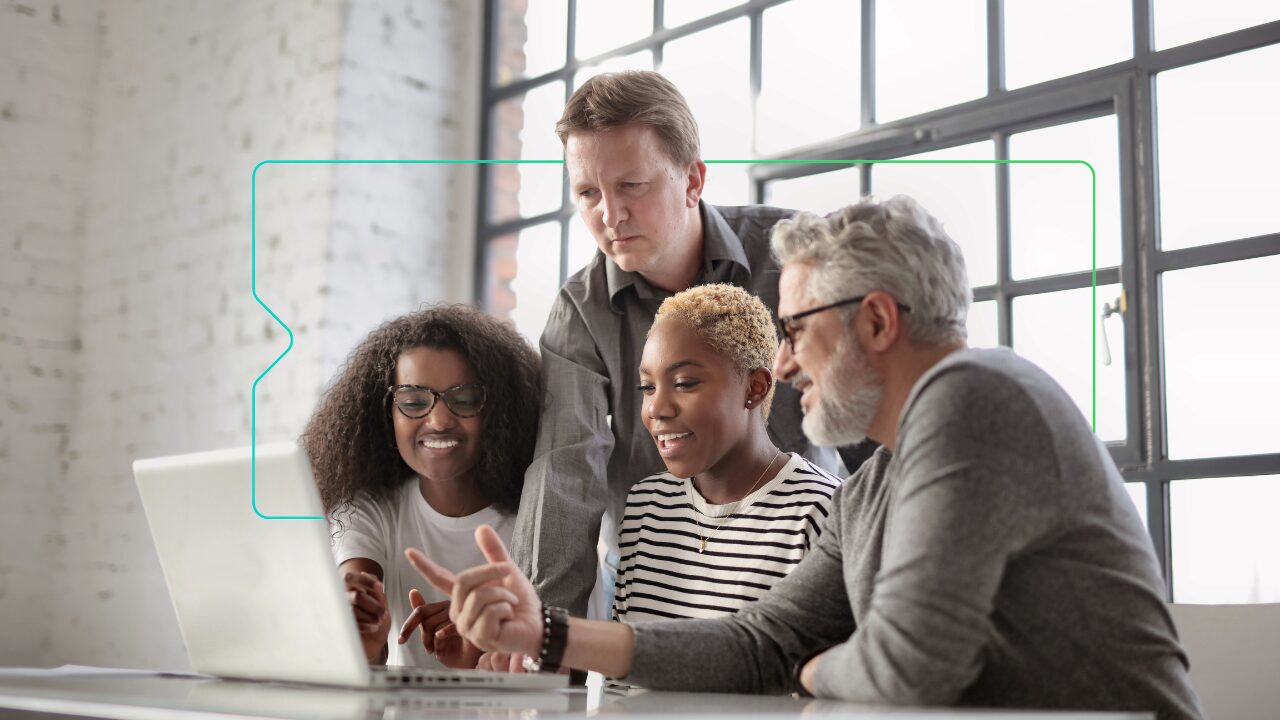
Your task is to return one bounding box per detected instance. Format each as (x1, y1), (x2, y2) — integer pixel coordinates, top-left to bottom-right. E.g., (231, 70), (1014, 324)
(1100, 290), (1127, 367)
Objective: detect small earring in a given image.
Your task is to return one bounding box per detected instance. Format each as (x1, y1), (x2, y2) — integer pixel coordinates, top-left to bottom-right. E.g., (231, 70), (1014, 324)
(745, 400), (753, 408)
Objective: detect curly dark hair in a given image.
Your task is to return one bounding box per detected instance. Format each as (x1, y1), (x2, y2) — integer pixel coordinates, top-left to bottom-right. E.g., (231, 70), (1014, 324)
(301, 304), (543, 519)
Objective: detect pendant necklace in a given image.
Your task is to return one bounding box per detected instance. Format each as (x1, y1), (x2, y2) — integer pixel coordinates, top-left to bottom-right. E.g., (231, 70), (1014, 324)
(688, 450), (783, 553)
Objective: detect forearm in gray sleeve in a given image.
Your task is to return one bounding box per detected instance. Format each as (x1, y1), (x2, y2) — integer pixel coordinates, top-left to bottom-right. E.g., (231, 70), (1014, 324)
(627, 616), (791, 693)
(629, 502), (855, 693)
(809, 464), (1000, 705)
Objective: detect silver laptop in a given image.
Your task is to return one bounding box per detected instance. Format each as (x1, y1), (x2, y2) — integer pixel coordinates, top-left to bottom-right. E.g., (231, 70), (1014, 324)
(133, 441), (566, 691)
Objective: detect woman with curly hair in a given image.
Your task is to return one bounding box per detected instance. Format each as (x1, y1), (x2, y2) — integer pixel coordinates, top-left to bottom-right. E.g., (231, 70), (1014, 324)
(300, 304), (541, 669)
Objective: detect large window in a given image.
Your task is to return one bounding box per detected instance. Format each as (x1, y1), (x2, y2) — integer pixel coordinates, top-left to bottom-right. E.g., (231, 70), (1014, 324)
(478, 0), (1280, 601)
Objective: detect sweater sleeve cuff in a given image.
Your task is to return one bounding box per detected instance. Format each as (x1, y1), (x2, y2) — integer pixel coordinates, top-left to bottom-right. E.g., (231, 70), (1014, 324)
(810, 640), (856, 700)
(624, 621), (668, 686)
(792, 644), (831, 697)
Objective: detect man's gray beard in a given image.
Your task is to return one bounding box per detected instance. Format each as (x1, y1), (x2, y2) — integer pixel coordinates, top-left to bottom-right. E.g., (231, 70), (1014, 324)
(801, 330), (883, 447)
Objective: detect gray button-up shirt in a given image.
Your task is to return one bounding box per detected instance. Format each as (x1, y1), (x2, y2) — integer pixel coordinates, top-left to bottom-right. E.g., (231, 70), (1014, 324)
(512, 202), (842, 615)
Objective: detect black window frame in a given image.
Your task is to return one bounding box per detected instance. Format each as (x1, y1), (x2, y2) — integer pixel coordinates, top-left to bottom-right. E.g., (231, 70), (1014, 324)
(477, 0), (1280, 597)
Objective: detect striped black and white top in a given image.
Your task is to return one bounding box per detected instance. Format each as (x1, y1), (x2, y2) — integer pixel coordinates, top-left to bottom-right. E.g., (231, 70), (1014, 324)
(612, 452), (842, 622)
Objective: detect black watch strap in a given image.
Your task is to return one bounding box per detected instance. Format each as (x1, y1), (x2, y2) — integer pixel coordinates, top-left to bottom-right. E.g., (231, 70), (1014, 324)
(537, 605), (570, 673)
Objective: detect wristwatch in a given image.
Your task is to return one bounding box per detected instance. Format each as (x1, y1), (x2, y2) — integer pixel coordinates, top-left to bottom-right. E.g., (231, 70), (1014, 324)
(521, 604), (570, 673)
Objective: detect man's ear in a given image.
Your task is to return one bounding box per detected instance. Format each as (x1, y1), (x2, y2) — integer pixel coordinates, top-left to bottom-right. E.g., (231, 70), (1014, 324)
(745, 367), (774, 409)
(684, 160), (707, 208)
(858, 291), (905, 352)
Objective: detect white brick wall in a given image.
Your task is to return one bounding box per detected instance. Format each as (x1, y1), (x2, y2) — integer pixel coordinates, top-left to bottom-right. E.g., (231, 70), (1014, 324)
(0, 0), (100, 667)
(322, 0), (480, 375)
(0, 0), (479, 669)
(55, 0), (349, 670)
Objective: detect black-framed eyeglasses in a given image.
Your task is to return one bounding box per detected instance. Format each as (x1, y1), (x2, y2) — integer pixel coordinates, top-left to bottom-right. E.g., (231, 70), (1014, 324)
(777, 295), (912, 352)
(387, 384), (487, 419)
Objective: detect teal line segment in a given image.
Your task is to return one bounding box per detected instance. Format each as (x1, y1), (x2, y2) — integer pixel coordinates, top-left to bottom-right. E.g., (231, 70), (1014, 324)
(251, 158), (1096, 519)
(250, 160), (558, 520)
(251, 161), (308, 519)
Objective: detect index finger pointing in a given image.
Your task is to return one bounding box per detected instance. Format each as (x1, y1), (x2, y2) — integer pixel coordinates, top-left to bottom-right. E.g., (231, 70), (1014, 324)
(475, 525), (513, 565)
(405, 548), (455, 595)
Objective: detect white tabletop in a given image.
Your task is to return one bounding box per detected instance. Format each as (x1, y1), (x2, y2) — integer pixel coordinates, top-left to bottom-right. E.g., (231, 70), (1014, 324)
(0, 668), (1153, 720)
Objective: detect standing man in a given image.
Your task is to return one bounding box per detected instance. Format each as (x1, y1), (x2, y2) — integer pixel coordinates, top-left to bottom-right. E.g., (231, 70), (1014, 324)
(511, 71), (854, 617)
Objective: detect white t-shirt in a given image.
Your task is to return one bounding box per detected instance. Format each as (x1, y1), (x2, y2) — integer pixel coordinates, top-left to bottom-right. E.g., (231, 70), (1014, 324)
(330, 479), (515, 667)
(612, 452), (840, 622)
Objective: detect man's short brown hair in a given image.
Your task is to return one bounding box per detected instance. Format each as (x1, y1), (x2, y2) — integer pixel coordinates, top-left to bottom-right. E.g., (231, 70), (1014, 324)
(556, 70), (700, 167)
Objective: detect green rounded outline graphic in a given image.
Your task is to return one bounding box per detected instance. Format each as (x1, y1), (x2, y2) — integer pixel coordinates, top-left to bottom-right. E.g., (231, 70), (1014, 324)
(251, 158), (1096, 519)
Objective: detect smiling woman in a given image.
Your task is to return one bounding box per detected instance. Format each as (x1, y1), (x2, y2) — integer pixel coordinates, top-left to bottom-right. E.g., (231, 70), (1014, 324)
(299, 305), (542, 670)
(615, 284), (841, 622)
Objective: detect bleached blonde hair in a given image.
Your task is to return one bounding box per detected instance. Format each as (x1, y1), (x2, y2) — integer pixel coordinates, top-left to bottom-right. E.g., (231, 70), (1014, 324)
(653, 283), (778, 417)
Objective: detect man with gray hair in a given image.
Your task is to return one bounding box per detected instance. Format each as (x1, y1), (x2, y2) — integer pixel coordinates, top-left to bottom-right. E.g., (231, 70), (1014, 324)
(406, 195), (1203, 718)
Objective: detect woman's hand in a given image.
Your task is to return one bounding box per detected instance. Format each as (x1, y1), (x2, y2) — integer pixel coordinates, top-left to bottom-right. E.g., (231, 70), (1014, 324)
(343, 570), (391, 663)
(398, 590), (483, 669)
(404, 525), (542, 659)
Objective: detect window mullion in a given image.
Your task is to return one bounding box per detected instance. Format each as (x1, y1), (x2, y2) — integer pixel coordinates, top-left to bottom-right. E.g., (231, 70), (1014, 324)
(474, 0), (501, 313)
(862, 0), (875, 127)
(1134, 60), (1171, 580)
(1133, 0), (1153, 57)
(995, 132), (1011, 346)
(749, 8), (763, 175)
(1148, 477), (1172, 598)
(987, 0), (1004, 95)
(1113, 74), (1145, 470)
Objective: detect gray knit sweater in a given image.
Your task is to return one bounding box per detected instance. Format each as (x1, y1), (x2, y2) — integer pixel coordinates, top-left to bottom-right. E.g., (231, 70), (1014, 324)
(627, 348), (1203, 720)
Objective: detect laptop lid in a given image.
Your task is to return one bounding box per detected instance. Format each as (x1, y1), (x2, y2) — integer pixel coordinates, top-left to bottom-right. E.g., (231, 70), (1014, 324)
(134, 442), (373, 686)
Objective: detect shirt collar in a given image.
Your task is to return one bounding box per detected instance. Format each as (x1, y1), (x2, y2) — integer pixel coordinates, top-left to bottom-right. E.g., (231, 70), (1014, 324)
(605, 201), (753, 312)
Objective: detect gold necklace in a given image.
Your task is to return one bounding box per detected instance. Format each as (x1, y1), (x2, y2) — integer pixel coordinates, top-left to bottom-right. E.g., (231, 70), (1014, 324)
(687, 450), (784, 553)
